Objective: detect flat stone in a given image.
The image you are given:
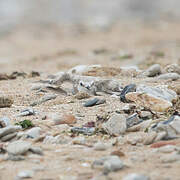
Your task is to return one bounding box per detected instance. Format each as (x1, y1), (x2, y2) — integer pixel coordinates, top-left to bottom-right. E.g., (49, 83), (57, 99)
(102, 114), (127, 136)
(136, 84), (177, 102)
(17, 170), (34, 179)
(157, 73), (180, 80)
(7, 140), (31, 155)
(0, 125), (21, 138)
(71, 127), (95, 135)
(53, 114), (77, 125)
(84, 98), (105, 107)
(29, 147), (43, 155)
(1, 132), (17, 142)
(160, 152), (180, 163)
(123, 173), (150, 180)
(158, 145), (177, 153)
(144, 64), (161, 77)
(126, 92), (172, 112)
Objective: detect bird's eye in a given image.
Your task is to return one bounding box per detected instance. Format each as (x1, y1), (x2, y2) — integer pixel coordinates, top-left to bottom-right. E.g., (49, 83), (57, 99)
(80, 82), (83, 86)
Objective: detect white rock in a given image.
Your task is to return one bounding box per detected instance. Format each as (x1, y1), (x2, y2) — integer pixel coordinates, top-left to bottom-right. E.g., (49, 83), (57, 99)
(158, 145), (177, 153)
(144, 64), (161, 77)
(26, 127), (41, 139)
(102, 114), (127, 136)
(123, 173), (150, 180)
(136, 84), (177, 102)
(94, 142), (107, 151)
(7, 140), (31, 155)
(103, 156), (124, 172)
(17, 170), (34, 178)
(157, 73), (180, 80)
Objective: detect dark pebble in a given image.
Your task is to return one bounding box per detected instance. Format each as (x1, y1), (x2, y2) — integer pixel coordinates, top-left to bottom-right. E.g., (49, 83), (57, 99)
(120, 84), (136, 103)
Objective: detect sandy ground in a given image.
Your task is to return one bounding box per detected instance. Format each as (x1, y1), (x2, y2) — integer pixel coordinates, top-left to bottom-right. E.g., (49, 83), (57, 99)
(0, 22), (180, 180)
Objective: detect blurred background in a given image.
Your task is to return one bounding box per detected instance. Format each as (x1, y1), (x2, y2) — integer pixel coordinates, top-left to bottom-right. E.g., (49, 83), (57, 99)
(0, 0), (180, 73)
(1, 0), (180, 32)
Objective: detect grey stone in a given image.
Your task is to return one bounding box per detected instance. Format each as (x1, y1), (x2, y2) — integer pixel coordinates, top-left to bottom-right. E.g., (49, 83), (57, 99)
(157, 73), (180, 80)
(1, 132), (17, 142)
(7, 140), (31, 155)
(158, 145), (177, 153)
(102, 114), (127, 135)
(92, 155), (124, 173)
(103, 156), (124, 173)
(123, 173), (150, 180)
(71, 127), (95, 135)
(18, 108), (35, 117)
(140, 111), (152, 120)
(144, 64), (161, 77)
(0, 117), (10, 127)
(136, 84), (177, 102)
(0, 125), (21, 138)
(29, 147), (43, 155)
(164, 64), (180, 74)
(17, 170), (34, 179)
(160, 152), (180, 163)
(7, 154), (25, 161)
(25, 127), (41, 139)
(126, 113), (142, 128)
(120, 84), (136, 102)
(154, 115), (180, 139)
(94, 142), (107, 151)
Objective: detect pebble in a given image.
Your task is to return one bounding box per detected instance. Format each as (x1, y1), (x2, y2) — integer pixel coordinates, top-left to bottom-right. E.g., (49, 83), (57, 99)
(7, 154), (25, 161)
(7, 140), (31, 155)
(144, 64), (161, 77)
(103, 114), (127, 136)
(156, 73), (180, 81)
(84, 98), (105, 107)
(0, 117), (10, 127)
(0, 95), (13, 108)
(53, 113), (77, 125)
(164, 64), (180, 74)
(154, 115), (180, 139)
(136, 84), (177, 102)
(17, 170), (34, 179)
(120, 84), (136, 102)
(126, 113), (142, 128)
(74, 92), (91, 99)
(143, 131), (157, 145)
(94, 142), (107, 151)
(123, 173), (150, 180)
(25, 127), (41, 139)
(160, 152), (180, 163)
(92, 155), (124, 173)
(71, 127), (95, 135)
(0, 125), (21, 138)
(103, 156), (124, 173)
(18, 108), (35, 116)
(31, 94), (57, 106)
(126, 92), (172, 112)
(157, 145), (177, 153)
(1, 132), (17, 142)
(139, 111), (152, 120)
(29, 147), (43, 155)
